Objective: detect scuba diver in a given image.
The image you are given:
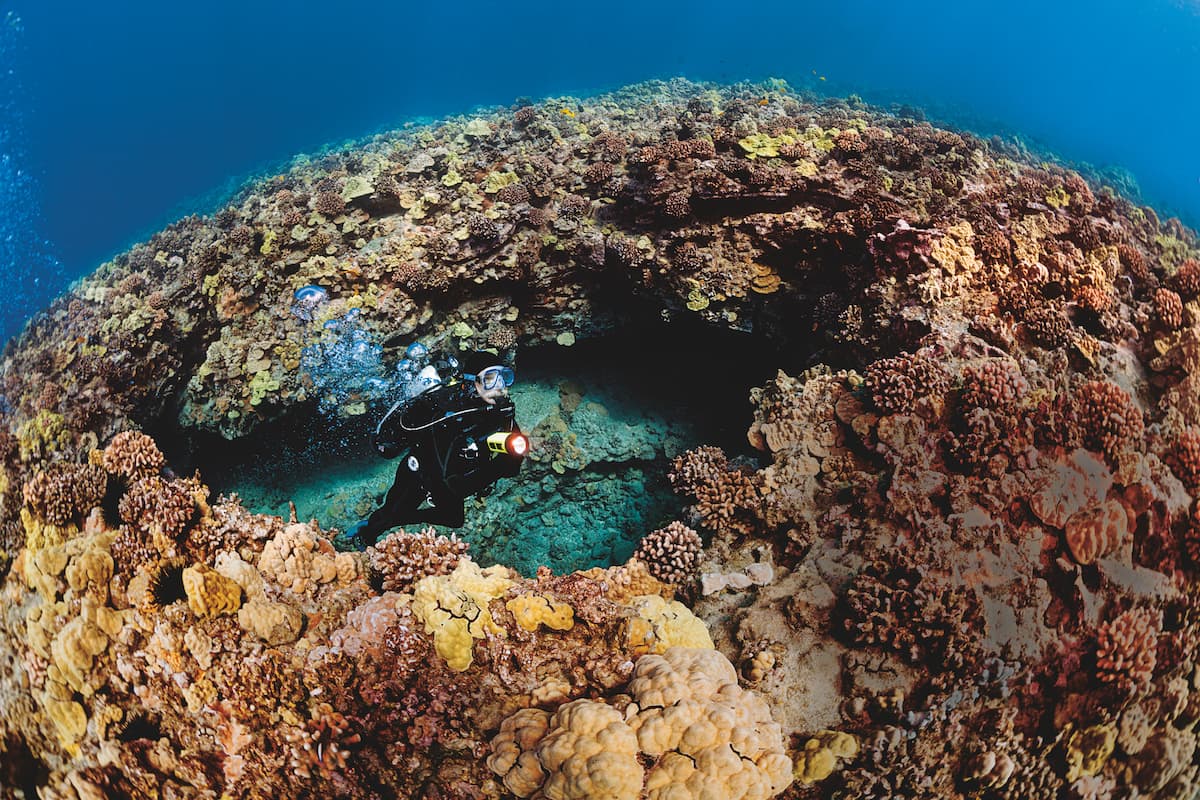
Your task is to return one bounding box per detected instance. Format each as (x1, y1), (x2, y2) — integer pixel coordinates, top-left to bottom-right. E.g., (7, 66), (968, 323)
(345, 345), (528, 548)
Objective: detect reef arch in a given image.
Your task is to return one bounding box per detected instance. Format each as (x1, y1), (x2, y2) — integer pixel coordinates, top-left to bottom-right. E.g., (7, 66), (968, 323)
(2, 79), (1200, 799)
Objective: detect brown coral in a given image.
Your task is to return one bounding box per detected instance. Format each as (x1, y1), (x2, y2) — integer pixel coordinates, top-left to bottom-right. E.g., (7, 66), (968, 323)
(366, 526), (469, 593)
(101, 430), (165, 482)
(864, 353), (949, 415)
(22, 462), (107, 526)
(1167, 428), (1200, 487)
(117, 475), (196, 543)
(632, 522), (703, 585)
(313, 191), (346, 217)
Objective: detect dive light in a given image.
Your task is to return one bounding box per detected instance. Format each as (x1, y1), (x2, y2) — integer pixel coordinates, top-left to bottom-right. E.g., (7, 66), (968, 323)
(486, 430), (529, 457)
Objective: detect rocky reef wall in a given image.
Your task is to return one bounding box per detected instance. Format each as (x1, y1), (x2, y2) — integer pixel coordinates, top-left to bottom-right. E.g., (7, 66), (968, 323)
(1, 78), (1200, 798)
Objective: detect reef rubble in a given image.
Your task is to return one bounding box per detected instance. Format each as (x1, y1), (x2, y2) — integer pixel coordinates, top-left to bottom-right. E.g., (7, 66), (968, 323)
(2, 77), (1200, 798)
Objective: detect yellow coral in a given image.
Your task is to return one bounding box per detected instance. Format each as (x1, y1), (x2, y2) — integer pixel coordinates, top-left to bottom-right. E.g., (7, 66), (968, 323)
(537, 700), (643, 800)
(507, 593), (575, 632)
(410, 559), (514, 670)
(49, 597), (123, 695)
(64, 547), (113, 601)
(793, 730), (859, 783)
(247, 369), (280, 406)
(44, 696), (87, 751)
(257, 522), (359, 595)
(483, 171), (520, 193)
(183, 675), (218, 714)
(630, 648), (792, 799)
(1045, 186), (1071, 208)
(17, 410), (71, 462)
(183, 564), (243, 617)
(750, 263), (782, 294)
(488, 707), (553, 797)
(237, 598), (303, 645)
(1065, 723), (1116, 783)
(931, 221), (982, 276)
(624, 594), (714, 655)
(489, 648), (791, 800)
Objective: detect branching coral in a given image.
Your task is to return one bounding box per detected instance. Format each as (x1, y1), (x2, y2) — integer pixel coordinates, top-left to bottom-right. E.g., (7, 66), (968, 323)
(1096, 606), (1161, 697)
(117, 475), (195, 550)
(1167, 427), (1200, 487)
(632, 522), (703, 586)
(6, 79), (1200, 800)
(366, 526), (468, 593)
(669, 446), (763, 536)
(1059, 380), (1144, 465)
(101, 430), (164, 482)
(839, 557), (985, 673)
(22, 463), (106, 526)
(864, 352), (949, 415)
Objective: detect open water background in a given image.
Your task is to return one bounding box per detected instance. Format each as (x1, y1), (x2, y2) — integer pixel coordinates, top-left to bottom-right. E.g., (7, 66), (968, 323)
(1, 0), (1199, 345)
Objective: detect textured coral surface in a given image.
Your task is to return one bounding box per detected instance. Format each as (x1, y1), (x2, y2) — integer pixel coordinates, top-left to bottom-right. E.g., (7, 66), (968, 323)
(3, 78), (1200, 799)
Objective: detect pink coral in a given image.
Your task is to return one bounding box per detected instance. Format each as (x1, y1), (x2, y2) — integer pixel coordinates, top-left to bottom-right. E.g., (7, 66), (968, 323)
(1072, 381), (1144, 463)
(1096, 607), (1161, 697)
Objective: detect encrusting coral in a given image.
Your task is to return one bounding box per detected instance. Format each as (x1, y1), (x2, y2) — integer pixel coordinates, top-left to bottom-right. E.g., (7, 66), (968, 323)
(2, 78), (1200, 798)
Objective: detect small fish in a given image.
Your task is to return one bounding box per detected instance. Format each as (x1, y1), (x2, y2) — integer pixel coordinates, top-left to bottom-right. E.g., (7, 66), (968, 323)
(758, 97), (770, 106)
(560, 107), (575, 118)
(819, 75), (826, 82)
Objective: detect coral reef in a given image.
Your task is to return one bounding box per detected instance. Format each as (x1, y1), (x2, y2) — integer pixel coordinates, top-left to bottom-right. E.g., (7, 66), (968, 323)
(1, 78), (1200, 799)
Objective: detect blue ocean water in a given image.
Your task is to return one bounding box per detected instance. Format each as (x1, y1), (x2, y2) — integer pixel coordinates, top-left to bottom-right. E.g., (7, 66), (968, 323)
(1, 0), (1199, 345)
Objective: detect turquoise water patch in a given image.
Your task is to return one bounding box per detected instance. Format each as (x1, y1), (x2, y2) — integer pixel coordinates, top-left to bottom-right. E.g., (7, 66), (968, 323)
(221, 371), (704, 576)
(197, 322), (775, 575)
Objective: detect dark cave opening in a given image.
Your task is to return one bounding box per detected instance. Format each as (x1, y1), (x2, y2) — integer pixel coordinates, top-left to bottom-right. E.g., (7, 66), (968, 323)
(0, 734), (48, 798)
(164, 312), (803, 573)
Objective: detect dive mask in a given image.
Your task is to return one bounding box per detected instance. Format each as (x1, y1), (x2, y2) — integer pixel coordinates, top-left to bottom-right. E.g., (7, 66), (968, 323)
(466, 365), (515, 391)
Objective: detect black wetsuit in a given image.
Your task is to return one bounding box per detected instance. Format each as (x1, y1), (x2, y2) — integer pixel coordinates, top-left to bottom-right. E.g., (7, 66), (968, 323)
(358, 382), (523, 545)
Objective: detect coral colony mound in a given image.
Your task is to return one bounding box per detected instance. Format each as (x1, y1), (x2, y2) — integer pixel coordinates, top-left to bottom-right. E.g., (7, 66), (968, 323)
(3, 78), (1200, 799)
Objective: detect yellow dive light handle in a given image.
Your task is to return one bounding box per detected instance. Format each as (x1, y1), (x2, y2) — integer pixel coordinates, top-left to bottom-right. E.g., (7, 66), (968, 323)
(486, 430), (529, 457)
